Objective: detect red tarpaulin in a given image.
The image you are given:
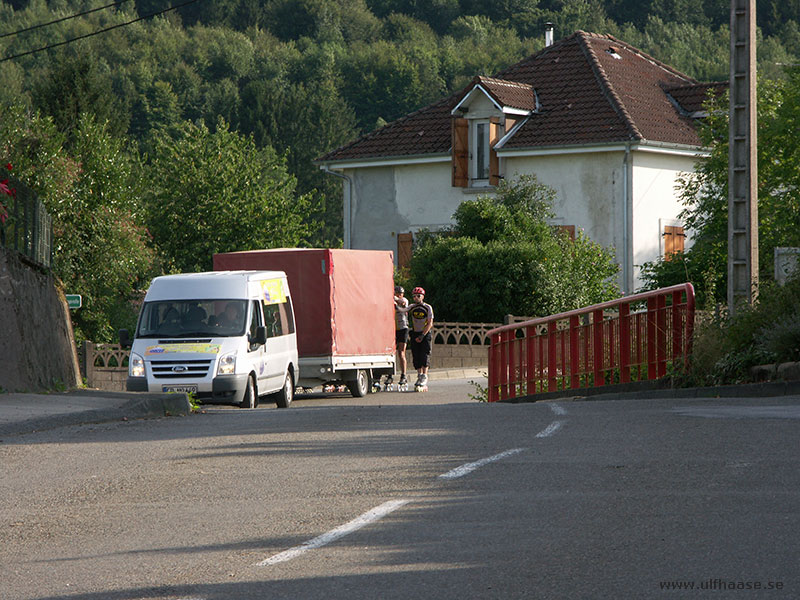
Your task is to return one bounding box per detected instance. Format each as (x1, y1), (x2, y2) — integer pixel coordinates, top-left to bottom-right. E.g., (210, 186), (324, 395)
(213, 248), (395, 358)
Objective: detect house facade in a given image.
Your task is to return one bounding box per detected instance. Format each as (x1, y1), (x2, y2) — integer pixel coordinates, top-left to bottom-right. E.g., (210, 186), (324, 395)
(317, 31), (726, 294)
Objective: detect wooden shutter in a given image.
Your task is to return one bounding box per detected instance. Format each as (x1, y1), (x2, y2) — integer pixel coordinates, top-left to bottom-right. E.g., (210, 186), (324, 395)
(397, 232), (413, 270)
(663, 225), (685, 259)
(489, 117), (501, 186)
(557, 225), (576, 241)
(452, 118), (468, 187)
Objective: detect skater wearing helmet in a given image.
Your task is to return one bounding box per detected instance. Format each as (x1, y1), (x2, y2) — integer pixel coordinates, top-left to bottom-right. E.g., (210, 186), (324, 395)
(396, 286), (434, 391)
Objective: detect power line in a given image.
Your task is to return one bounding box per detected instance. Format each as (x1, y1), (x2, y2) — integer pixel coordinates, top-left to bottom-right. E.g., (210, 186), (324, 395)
(0, 0), (203, 63)
(0, 0), (134, 40)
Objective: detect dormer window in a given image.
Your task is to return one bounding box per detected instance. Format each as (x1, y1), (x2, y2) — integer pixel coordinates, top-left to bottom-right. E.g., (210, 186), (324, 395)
(451, 76), (537, 189)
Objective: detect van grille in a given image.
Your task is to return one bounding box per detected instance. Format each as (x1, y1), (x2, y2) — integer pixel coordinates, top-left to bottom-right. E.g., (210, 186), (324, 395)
(151, 359), (213, 379)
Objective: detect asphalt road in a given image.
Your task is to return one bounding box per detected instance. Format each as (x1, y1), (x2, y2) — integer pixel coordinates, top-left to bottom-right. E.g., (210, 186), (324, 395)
(1, 379), (798, 599)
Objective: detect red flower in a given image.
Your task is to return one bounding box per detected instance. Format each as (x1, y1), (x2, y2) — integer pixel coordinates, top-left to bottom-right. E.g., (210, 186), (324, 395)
(0, 179), (10, 196)
(4, 163), (11, 171)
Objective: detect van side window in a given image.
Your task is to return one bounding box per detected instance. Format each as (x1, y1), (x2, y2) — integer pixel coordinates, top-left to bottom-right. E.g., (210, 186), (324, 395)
(248, 300), (262, 351)
(262, 296), (294, 338)
(278, 297), (295, 335)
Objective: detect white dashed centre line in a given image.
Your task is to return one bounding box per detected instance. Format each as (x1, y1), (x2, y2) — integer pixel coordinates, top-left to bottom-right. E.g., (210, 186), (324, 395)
(257, 499), (409, 566)
(438, 447), (527, 480)
(535, 420), (565, 438)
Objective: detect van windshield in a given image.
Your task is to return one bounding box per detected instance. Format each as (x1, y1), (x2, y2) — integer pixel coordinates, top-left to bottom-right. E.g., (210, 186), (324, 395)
(136, 300), (247, 338)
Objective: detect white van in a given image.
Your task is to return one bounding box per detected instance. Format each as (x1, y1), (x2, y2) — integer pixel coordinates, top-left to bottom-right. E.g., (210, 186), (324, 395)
(121, 271), (298, 408)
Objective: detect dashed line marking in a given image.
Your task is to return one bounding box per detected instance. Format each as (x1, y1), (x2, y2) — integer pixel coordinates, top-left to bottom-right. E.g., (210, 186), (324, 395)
(438, 448), (527, 480)
(535, 420), (565, 438)
(549, 403), (568, 416)
(256, 499), (409, 566)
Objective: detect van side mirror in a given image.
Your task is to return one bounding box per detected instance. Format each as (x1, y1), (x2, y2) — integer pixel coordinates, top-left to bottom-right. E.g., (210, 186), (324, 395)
(119, 329), (131, 349)
(252, 326), (267, 346)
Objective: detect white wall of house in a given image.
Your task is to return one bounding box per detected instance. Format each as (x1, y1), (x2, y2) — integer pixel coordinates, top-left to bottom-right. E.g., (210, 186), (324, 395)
(341, 145), (699, 295)
(630, 149), (698, 290)
(347, 159), (468, 252)
(504, 149), (626, 289)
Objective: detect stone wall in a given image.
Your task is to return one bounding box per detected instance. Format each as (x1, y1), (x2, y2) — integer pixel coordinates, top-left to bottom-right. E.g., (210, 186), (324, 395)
(0, 247), (81, 392)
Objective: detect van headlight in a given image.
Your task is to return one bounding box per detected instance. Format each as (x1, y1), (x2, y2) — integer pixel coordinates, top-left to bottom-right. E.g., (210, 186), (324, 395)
(129, 353), (145, 378)
(217, 353), (236, 375)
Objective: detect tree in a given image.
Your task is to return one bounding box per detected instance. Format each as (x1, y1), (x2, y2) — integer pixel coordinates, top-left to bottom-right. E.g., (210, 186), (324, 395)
(145, 118), (313, 273)
(403, 175), (619, 322)
(31, 49), (129, 139)
(640, 68), (800, 307)
(1, 107), (157, 342)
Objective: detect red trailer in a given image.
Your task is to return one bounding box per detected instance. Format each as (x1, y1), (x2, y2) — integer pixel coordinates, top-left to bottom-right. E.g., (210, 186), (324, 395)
(213, 248), (395, 396)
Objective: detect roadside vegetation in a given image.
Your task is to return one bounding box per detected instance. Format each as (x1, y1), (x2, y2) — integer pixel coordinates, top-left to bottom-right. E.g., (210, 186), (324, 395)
(640, 68), (800, 386)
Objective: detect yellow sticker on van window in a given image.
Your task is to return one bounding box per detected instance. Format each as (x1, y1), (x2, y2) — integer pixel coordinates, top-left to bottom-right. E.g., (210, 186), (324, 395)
(145, 344), (221, 355)
(261, 278), (286, 305)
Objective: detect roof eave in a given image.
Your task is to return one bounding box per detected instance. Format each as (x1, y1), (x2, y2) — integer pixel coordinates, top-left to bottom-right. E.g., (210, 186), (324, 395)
(497, 139), (709, 158)
(316, 152), (451, 170)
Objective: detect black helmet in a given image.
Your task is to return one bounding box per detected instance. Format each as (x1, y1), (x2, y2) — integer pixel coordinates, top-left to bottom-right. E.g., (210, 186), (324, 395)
(395, 285), (404, 294)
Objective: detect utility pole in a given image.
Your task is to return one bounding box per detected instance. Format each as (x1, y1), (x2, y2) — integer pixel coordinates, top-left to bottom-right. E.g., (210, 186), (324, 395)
(728, 0), (758, 314)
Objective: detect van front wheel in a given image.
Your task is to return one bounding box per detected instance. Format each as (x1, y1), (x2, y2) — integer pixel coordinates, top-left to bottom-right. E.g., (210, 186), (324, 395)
(239, 375), (258, 409)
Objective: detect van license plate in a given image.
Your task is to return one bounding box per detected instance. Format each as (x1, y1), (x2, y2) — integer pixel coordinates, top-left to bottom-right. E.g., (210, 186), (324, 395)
(162, 385), (197, 394)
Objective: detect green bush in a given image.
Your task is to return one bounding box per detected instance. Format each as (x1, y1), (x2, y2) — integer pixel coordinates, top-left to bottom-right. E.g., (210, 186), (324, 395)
(685, 274), (800, 385)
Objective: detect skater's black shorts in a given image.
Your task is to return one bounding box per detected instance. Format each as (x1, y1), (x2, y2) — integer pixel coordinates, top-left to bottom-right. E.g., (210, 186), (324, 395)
(409, 332), (432, 369)
(395, 328), (409, 345)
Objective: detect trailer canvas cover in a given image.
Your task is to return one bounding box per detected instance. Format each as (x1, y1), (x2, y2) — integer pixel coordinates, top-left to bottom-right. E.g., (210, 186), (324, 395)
(213, 249), (395, 358)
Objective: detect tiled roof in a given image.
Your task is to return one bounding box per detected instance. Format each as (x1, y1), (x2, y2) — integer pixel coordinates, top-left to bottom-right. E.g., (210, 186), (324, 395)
(318, 31), (726, 163)
(471, 76), (537, 112)
(666, 82), (728, 115)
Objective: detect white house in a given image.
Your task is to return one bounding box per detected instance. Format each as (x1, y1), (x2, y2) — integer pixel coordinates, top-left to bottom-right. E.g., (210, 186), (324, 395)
(317, 31), (726, 294)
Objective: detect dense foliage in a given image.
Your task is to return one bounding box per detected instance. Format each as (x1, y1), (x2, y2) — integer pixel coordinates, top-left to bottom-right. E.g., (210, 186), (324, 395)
(684, 275), (800, 386)
(1, 0), (799, 342)
(640, 67), (800, 308)
(145, 118), (312, 273)
(639, 67), (800, 384)
(401, 175), (619, 322)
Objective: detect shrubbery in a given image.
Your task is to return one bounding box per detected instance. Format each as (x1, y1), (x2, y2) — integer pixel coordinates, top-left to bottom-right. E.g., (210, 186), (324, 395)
(685, 275), (800, 386)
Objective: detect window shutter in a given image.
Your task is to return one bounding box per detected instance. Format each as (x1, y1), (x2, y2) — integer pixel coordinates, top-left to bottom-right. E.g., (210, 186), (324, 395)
(397, 232), (413, 270)
(452, 118), (468, 188)
(557, 225), (576, 241)
(663, 225), (685, 259)
(489, 117), (501, 186)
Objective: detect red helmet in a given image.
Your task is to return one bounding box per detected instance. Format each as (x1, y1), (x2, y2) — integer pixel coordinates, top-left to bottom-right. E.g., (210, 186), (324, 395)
(412, 286), (425, 296)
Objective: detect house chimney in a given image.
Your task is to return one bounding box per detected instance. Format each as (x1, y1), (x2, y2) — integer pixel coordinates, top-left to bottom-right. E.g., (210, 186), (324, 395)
(545, 22), (554, 47)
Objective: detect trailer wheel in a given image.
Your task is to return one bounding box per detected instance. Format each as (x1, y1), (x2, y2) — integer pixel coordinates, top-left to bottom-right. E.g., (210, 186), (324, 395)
(275, 371), (294, 408)
(348, 369), (369, 398)
(239, 375), (258, 409)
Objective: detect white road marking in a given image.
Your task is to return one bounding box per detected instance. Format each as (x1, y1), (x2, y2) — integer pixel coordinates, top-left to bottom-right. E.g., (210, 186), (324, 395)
(256, 499), (409, 566)
(535, 420), (565, 438)
(549, 403), (567, 416)
(439, 448), (527, 480)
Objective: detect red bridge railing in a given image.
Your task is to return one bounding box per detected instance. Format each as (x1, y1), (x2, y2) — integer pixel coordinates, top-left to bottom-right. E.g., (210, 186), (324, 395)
(487, 284), (695, 402)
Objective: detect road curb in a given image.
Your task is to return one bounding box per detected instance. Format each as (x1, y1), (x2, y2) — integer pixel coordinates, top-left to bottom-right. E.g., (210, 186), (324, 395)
(499, 379), (800, 403)
(428, 368), (487, 381)
(0, 393), (192, 437)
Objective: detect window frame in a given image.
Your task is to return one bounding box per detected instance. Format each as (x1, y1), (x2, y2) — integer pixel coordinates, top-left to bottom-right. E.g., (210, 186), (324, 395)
(470, 119), (491, 187)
